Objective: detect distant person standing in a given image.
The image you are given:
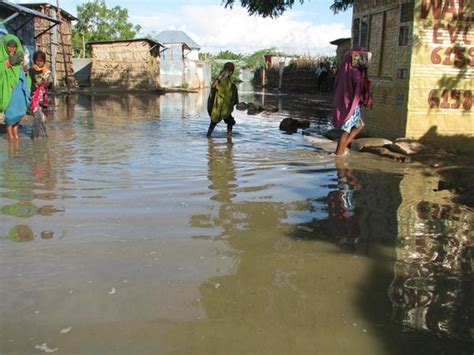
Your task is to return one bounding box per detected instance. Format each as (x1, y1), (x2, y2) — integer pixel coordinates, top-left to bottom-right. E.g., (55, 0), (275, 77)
(0, 34), (30, 143)
(332, 47), (371, 156)
(207, 62), (239, 140)
(314, 62), (328, 93)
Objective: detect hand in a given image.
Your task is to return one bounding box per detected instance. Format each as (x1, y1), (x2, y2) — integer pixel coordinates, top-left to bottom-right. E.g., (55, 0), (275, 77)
(5, 59), (11, 68)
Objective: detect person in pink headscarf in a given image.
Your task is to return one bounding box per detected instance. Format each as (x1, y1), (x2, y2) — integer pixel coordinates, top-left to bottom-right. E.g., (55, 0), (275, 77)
(332, 47), (372, 156)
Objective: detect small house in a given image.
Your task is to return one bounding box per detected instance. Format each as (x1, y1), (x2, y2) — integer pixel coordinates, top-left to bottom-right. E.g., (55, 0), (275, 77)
(352, 0), (473, 151)
(89, 38), (164, 90)
(156, 30), (210, 89)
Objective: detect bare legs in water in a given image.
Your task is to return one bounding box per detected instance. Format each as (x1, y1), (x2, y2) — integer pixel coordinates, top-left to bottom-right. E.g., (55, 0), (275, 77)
(7, 124), (20, 143)
(335, 124), (364, 156)
(207, 121), (233, 141)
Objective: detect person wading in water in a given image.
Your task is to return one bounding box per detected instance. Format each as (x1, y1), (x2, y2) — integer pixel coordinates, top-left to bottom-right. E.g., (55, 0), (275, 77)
(207, 62), (239, 141)
(332, 47), (372, 156)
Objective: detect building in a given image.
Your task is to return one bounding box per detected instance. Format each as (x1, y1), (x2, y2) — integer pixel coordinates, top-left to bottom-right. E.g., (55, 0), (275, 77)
(156, 30), (210, 89)
(352, 0), (473, 151)
(89, 38), (164, 90)
(0, 1), (76, 88)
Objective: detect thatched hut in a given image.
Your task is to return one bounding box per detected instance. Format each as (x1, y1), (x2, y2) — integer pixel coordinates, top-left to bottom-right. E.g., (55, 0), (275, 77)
(89, 39), (164, 90)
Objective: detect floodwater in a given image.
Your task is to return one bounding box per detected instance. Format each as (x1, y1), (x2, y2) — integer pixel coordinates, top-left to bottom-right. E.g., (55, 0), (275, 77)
(0, 85), (472, 355)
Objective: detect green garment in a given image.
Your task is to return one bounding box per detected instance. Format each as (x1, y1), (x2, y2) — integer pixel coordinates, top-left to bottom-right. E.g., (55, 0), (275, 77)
(210, 77), (238, 123)
(0, 34), (24, 112)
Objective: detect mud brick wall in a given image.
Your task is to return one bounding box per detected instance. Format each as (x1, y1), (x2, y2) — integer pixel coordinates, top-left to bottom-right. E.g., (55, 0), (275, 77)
(32, 7), (75, 88)
(91, 41), (161, 90)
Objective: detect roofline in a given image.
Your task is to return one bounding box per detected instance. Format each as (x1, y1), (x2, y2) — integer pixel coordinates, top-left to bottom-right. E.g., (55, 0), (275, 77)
(88, 38), (164, 47)
(20, 2), (77, 21)
(0, 0), (61, 23)
(330, 38), (351, 45)
(161, 41), (199, 50)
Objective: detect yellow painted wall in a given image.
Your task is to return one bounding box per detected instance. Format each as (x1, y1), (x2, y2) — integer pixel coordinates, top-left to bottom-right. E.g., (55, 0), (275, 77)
(353, 0), (473, 151)
(407, 0), (473, 150)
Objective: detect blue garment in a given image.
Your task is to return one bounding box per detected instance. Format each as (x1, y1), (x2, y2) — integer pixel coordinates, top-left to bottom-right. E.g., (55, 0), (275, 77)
(5, 70), (30, 127)
(341, 105), (364, 134)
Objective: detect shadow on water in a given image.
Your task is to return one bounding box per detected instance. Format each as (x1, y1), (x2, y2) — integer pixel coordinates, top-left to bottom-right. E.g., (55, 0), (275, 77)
(288, 158), (474, 354)
(190, 138), (473, 354)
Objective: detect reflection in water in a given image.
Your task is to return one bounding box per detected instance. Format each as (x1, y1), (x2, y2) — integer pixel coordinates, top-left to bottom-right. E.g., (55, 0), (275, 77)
(390, 201), (473, 341)
(7, 225), (35, 242)
(0, 91), (472, 353)
(326, 159), (361, 251)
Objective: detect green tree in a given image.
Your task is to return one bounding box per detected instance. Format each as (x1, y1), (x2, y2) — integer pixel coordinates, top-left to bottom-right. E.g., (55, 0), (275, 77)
(243, 48), (287, 68)
(214, 50), (244, 60)
(222, 0), (353, 17)
(72, 0), (142, 57)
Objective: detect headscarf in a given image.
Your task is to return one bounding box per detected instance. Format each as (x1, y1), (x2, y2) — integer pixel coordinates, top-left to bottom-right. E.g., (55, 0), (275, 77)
(332, 46), (371, 128)
(32, 50), (49, 73)
(0, 34), (24, 112)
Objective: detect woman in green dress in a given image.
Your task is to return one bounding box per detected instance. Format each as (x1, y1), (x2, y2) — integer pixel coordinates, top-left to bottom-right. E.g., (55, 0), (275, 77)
(207, 62), (239, 140)
(0, 34), (30, 143)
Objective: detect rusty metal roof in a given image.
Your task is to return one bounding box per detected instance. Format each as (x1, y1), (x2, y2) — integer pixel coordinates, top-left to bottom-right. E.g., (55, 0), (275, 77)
(0, 0), (60, 23)
(20, 2), (77, 21)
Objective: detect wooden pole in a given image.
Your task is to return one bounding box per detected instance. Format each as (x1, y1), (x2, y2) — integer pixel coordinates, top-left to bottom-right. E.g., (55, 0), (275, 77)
(56, 0), (71, 92)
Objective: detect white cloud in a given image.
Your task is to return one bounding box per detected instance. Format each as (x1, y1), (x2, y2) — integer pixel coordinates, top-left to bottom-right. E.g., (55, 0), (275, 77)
(133, 5), (350, 56)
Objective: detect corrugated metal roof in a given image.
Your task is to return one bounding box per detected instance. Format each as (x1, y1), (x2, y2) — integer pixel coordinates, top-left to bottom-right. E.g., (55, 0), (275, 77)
(156, 30), (200, 50)
(0, 0), (60, 23)
(88, 38), (164, 48)
(20, 2), (77, 21)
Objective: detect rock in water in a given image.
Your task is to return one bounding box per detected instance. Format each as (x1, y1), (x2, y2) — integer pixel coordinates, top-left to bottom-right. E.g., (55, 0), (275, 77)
(236, 102), (248, 111)
(247, 103), (264, 115)
(279, 118), (299, 133)
(351, 137), (393, 151)
(297, 120), (310, 129)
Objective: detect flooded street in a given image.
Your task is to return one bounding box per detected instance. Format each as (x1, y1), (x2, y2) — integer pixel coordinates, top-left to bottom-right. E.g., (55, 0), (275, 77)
(0, 85), (473, 354)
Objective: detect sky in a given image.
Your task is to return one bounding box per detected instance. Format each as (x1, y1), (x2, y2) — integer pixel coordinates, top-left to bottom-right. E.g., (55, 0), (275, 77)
(18, 0), (352, 56)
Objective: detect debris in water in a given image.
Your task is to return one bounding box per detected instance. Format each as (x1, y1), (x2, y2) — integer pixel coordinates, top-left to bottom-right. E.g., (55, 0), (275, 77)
(353, 323), (358, 327)
(123, 280), (129, 283)
(297, 226), (314, 232)
(35, 343), (58, 353)
(34, 310), (40, 314)
(150, 251), (157, 255)
(215, 283), (221, 289)
(362, 329), (368, 333)
(68, 290), (73, 294)
(200, 256), (205, 260)
(108, 287), (116, 295)
(59, 327), (72, 334)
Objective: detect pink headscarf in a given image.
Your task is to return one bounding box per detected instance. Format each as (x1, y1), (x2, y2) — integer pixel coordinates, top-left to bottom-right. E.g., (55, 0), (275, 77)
(332, 46), (371, 128)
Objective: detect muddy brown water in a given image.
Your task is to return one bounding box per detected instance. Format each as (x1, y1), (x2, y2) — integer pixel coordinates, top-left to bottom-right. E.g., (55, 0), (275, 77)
(0, 85), (473, 354)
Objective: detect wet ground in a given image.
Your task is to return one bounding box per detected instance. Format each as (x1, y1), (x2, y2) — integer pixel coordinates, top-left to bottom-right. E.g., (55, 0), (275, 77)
(0, 84), (473, 354)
